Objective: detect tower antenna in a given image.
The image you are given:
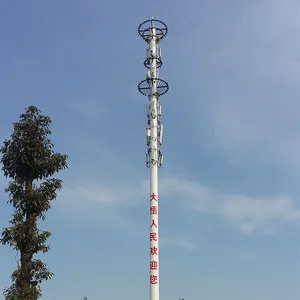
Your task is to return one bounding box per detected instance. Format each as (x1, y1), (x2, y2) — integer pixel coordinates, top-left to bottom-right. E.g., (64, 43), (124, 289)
(138, 18), (169, 300)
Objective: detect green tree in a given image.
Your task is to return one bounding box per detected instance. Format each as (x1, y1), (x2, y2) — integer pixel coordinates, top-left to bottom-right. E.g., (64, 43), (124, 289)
(0, 106), (68, 300)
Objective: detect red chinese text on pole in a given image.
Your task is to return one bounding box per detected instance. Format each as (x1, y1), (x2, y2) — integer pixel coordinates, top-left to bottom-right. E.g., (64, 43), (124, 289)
(150, 219), (158, 228)
(150, 232), (157, 241)
(150, 193), (157, 201)
(150, 246), (158, 255)
(150, 206), (158, 214)
(150, 261), (158, 270)
(150, 275), (158, 284)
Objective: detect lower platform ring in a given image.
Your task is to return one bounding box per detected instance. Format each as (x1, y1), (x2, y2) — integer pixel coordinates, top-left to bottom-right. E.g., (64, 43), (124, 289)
(138, 78), (169, 97)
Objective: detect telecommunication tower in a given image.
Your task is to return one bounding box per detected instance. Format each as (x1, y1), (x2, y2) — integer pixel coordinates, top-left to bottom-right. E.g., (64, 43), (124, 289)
(138, 18), (169, 300)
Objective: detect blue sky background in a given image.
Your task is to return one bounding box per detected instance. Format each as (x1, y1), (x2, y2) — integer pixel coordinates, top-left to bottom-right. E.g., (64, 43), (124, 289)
(0, 0), (299, 299)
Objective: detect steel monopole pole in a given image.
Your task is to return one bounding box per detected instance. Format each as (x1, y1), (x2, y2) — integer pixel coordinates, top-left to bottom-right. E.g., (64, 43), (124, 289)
(149, 24), (159, 300)
(138, 18), (169, 300)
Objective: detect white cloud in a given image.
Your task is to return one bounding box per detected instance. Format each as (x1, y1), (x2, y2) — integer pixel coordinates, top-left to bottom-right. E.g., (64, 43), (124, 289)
(59, 178), (149, 210)
(160, 177), (300, 234)
(57, 176), (300, 234)
(62, 184), (141, 207)
(54, 180), (148, 234)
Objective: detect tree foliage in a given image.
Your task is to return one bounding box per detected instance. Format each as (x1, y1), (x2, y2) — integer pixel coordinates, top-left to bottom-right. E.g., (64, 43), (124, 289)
(0, 106), (68, 300)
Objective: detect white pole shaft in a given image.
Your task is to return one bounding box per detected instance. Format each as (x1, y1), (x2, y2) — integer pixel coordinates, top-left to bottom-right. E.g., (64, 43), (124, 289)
(149, 26), (159, 300)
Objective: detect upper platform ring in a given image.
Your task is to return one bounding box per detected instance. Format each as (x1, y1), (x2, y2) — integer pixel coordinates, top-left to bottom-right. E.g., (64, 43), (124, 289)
(138, 19), (168, 43)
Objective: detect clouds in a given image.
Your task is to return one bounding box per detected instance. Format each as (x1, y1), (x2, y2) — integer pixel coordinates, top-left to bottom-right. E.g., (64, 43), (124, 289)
(57, 176), (300, 235)
(161, 177), (300, 234)
(0, 1), (299, 299)
(61, 181), (146, 208)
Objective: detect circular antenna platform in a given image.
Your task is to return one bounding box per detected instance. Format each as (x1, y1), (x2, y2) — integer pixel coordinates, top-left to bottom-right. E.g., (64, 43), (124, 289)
(144, 57), (163, 69)
(138, 19), (168, 42)
(138, 78), (169, 97)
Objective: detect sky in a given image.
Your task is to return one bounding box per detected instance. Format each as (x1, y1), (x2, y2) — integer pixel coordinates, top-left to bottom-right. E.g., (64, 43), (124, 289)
(0, 0), (299, 299)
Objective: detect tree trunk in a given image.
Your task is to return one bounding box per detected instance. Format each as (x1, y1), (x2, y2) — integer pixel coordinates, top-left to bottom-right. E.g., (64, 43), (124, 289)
(19, 178), (36, 299)
(20, 252), (33, 295)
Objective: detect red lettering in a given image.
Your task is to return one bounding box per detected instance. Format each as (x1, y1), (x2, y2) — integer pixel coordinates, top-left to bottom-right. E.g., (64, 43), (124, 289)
(150, 246), (158, 255)
(150, 206), (158, 215)
(150, 275), (158, 284)
(150, 219), (158, 228)
(150, 193), (157, 201)
(150, 261), (158, 270)
(150, 232), (157, 241)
